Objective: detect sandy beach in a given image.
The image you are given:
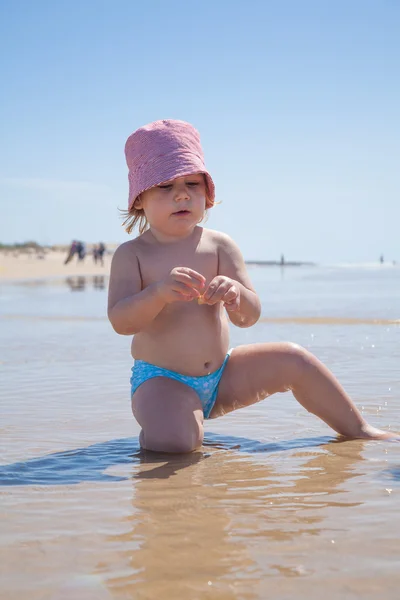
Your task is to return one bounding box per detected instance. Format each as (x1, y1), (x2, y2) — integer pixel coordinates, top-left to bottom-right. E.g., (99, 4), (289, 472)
(0, 249), (113, 282)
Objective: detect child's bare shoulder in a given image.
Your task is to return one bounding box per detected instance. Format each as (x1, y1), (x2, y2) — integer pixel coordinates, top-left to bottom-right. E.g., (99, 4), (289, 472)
(202, 228), (234, 244)
(112, 234), (149, 260)
(202, 228), (238, 250)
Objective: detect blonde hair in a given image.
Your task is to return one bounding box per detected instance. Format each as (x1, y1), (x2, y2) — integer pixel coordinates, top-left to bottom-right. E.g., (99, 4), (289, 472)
(121, 176), (215, 235)
(121, 198), (148, 235)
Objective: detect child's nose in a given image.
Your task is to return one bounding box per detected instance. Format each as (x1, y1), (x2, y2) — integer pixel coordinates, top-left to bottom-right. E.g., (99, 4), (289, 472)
(174, 185), (190, 201)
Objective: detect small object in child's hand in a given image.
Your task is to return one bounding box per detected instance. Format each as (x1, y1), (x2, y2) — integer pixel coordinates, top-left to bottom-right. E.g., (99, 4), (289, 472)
(197, 295), (206, 304)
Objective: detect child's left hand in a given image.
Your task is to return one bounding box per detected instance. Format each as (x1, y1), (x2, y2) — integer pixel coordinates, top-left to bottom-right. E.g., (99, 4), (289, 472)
(200, 276), (240, 312)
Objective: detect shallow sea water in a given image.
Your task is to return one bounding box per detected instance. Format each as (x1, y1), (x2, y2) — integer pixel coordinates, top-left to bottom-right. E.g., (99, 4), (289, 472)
(1, 266), (400, 599)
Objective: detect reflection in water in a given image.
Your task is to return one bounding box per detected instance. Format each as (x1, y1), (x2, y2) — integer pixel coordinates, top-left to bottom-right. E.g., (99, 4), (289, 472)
(65, 275), (106, 291)
(100, 438), (365, 599)
(93, 275), (106, 290)
(0, 434), (366, 598)
(66, 276), (86, 291)
(383, 465), (400, 484)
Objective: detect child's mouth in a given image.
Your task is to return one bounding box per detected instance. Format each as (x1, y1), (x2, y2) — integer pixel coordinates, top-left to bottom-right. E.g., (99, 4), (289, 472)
(173, 210), (191, 216)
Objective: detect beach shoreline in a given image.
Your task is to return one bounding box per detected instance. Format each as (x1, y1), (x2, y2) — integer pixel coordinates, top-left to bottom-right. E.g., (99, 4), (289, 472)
(0, 249), (318, 284)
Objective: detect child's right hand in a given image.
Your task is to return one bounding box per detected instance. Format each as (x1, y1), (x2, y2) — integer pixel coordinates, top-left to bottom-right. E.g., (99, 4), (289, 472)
(158, 267), (206, 303)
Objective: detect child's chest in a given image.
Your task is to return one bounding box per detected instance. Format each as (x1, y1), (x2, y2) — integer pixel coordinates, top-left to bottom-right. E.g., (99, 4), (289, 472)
(137, 239), (219, 288)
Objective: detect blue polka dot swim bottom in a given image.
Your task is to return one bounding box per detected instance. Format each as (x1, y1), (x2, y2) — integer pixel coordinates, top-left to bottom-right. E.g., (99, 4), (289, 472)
(130, 351), (232, 419)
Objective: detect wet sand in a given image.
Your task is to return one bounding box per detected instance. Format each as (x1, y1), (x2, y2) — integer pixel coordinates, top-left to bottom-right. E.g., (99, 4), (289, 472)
(1, 267), (400, 599)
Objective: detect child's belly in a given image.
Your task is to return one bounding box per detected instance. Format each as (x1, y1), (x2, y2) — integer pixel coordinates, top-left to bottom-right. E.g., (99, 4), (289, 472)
(130, 302), (230, 376)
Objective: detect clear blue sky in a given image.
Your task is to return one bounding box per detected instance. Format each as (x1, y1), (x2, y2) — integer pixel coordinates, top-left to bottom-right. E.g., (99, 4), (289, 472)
(1, 0), (399, 263)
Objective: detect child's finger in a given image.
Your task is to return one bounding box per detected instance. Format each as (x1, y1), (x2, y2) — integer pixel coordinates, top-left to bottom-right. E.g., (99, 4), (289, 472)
(175, 271), (205, 291)
(223, 286), (238, 303)
(204, 279), (231, 303)
(202, 279), (220, 302)
(173, 282), (201, 297)
(223, 286), (240, 311)
(179, 292), (198, 301)
(203, 289), (227, 305)
(174, 277), (203, 293)
(202, 285), (221, 304)
(176, 268), (206, 286)
(224, 299), (240, 312)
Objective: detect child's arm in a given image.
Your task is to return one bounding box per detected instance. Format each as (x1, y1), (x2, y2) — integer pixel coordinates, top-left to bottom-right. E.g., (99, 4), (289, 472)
(202, 233), (261, 328)
(108, 243), (164, 335)
(108, 243), (205, 335)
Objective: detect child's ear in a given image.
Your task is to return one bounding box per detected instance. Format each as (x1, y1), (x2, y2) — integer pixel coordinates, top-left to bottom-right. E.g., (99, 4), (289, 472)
(134, 195), (143, 209)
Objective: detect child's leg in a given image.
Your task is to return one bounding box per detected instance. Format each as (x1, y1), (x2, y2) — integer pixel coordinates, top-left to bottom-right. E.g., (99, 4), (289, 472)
(212, 343), (398, 440)
(132, 377), (204, 452)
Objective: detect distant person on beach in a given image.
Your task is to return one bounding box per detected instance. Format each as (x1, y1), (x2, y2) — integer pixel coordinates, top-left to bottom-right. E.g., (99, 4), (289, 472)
(97, 242), (106, 266)
(92, 245), (99, 264)
(64, 240), (77, 265)
(65, 240), (86, 264)
(93, 242), (106, 266)
(76, 241), (86, 262)
(108, 119), (398, 453)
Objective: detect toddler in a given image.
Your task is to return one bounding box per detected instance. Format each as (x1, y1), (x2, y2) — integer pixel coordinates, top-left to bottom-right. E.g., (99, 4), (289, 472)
(108, 119), (397, 452)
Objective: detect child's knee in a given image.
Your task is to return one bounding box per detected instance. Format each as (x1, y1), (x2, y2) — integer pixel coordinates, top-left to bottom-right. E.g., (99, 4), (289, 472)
(281, 342), (315, 381)
(140, 421), (204, 453)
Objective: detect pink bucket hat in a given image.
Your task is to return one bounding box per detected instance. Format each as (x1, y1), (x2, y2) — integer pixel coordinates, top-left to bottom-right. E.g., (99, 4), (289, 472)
(125, 119), (215, 210)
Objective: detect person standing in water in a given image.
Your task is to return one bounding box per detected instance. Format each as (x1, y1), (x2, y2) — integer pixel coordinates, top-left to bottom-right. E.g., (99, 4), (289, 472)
(108, 119), (398, 452)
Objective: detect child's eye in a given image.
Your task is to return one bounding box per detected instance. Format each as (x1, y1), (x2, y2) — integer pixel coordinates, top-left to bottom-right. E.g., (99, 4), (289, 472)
(187, 182), (199, 187)
(158, 184), (173, 190)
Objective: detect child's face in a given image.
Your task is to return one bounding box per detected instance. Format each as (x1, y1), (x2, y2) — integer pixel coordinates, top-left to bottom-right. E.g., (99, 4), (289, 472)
(136, 173), (207, 235)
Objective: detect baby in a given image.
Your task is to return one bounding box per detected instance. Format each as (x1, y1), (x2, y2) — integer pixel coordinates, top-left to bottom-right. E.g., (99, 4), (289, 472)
(108, 119), (397, 452)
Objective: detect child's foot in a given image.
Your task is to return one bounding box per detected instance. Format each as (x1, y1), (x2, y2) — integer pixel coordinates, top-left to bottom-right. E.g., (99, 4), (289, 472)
(360, 426), (399, 441)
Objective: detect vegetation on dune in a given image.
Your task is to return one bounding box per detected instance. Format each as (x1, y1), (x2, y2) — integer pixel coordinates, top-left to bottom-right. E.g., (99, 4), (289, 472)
(0, 241), (45, 250)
